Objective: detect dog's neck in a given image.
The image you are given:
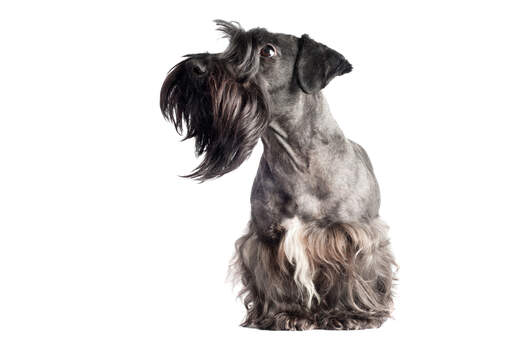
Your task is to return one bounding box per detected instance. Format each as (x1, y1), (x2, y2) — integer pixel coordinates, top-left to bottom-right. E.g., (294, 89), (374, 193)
(261, 92), (346, 173)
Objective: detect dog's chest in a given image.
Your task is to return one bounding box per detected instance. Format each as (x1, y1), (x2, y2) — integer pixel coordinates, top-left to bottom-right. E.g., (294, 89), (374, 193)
(254, 143), (377, 225)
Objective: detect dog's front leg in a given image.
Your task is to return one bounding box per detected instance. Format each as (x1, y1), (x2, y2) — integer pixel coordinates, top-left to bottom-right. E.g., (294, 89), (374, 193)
(250, 168), (298, 242)
(250, 199), (300, 242)
(233, 219), (316, 330)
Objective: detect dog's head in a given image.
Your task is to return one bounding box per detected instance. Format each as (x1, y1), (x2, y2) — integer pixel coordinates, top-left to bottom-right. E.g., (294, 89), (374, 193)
(160, 20), (352, 181)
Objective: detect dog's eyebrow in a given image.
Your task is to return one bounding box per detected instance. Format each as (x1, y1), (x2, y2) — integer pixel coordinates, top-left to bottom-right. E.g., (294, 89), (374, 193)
(214, 19), (244, 38)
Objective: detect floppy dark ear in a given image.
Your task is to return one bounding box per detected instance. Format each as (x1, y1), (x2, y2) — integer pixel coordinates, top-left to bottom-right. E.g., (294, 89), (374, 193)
(295, 34), (352, 94)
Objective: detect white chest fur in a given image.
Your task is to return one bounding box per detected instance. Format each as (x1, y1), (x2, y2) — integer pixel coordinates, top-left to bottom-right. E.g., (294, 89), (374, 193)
(281, 217), (320, 307)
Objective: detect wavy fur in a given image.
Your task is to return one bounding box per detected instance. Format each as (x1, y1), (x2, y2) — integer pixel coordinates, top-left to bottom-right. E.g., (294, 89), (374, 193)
(231, 218), (396, 330)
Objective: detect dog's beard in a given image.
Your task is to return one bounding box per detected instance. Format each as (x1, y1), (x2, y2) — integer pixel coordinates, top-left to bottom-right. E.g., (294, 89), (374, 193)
(160, 57), (270, 181)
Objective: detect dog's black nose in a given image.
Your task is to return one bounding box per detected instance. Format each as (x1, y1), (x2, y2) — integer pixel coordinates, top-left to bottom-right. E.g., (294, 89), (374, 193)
(190, 60), (207, 76)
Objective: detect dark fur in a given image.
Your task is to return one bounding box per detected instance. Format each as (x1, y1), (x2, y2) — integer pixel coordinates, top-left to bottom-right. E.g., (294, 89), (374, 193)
(161, 20), (397, 330)
(160, 22), (270, 180)
(233, 220), (395, 330)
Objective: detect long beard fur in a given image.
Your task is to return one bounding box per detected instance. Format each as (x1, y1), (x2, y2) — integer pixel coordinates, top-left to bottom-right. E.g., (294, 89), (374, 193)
(160, 57), (269, 181)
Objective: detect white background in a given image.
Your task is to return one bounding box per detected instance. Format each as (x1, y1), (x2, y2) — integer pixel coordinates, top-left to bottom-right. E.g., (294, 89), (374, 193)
(1, 0), (511, 340)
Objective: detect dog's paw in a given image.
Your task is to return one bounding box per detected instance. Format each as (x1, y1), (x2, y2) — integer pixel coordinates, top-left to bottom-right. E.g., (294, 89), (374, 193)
(271, 312), (315, 331)
(317, 316), (385, 330)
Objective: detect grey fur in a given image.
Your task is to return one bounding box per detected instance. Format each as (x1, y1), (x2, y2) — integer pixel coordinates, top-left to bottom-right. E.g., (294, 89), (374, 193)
(160, 20), (397, 330)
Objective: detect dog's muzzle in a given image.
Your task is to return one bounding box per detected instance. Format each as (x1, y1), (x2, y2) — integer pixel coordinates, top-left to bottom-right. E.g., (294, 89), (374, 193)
(160, 53), (270, 181)
(189, 58), (208, 76)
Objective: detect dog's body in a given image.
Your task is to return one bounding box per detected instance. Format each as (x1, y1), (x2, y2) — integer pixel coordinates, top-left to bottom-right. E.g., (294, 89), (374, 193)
(161, 21), (396, 330)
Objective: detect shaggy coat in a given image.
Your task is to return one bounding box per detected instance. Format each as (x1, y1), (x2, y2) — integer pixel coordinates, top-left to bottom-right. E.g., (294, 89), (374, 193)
(160, 20), (397, 330)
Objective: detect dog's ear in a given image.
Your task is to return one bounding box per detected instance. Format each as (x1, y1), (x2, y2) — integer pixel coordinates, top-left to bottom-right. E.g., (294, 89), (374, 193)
(295, 34), (352, 94)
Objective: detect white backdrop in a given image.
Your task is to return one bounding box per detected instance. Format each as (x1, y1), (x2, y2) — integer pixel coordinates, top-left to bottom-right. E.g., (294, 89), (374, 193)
(1, 1), (511, 340)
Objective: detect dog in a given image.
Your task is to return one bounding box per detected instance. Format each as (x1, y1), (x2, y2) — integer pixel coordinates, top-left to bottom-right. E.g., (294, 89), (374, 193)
(160, 20), (397, 330)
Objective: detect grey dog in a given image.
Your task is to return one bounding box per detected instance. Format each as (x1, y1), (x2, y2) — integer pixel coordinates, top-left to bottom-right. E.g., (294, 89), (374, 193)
(160, 20), (397, 330)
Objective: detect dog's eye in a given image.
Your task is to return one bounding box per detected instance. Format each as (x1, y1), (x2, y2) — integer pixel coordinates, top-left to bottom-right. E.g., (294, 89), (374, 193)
(260, 44), (276, 58)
